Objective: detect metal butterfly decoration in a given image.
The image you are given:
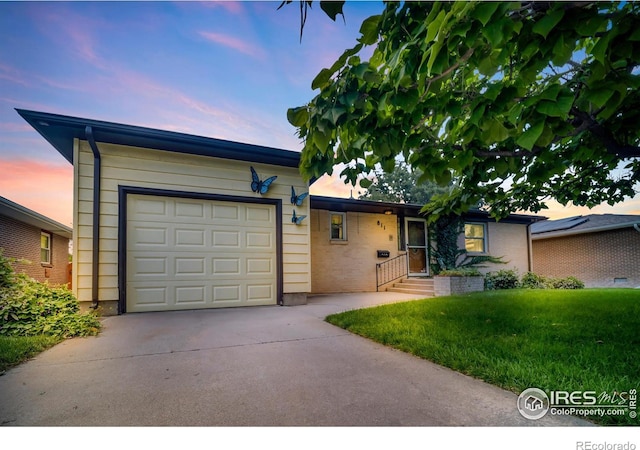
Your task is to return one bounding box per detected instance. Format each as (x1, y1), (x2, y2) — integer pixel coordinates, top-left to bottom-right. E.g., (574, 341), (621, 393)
(250, 166), (277, 195)
(290, 186), (308, 206)
(291, 209), (306, 225)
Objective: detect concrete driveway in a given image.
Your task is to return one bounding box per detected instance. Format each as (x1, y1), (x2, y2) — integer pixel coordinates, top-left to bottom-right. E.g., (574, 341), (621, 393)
(0, 292), (589, 426)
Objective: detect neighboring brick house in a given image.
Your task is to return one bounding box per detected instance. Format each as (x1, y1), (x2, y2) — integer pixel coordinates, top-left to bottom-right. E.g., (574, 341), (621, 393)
(531, 214), (640, 288)
(0, 196), (72, 285)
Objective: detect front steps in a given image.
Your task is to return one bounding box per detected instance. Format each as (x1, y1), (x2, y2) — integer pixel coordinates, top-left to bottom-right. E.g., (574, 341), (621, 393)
(386, 277), (434, 296)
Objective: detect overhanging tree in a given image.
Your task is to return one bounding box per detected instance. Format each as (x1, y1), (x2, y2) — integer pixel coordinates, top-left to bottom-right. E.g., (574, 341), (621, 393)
(358, 162), (449, 204)
(286, 1), (640, 219)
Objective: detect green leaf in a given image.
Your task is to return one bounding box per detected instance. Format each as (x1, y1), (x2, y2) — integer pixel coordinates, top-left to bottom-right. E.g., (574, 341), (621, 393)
(359, 177), (373, 189)
(312, 130), (331, 152)
(532, 8), (564, 39)
(311, 68), (333, 91)
(287, 107), (308, 127)
(358, 14), (381, 45)
(583, 87), (614, 109)
(487, 119), (509, 142)
(551, 34), (574, 66)
(323, 106), (346, 125)
(482, 21), (504, 47)
(472, 2), (500, 27)
(426, 10), (446, 42)
(312, 43), (363, 90)
(517, 121), (545, 151)
(536, 100), (563, 117)
(319, 0), (345, 21)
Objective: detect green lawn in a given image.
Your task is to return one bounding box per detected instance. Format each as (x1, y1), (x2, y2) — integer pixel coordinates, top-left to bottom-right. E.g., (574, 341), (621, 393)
(0, 335), (62, 373)
(326, 289), (640, 425)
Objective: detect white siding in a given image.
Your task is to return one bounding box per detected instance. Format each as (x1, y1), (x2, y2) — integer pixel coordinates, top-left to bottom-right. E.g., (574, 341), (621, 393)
(72, 139), (310, 306)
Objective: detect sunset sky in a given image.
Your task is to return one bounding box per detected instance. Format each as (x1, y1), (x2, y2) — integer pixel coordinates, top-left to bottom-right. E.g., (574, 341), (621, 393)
(1, 1), (638, 227)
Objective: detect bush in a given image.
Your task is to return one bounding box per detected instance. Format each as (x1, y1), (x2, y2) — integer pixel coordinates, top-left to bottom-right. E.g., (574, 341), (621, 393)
(438, 268), (482, 277)
(0, 251), (101, 338)
(521, 272), (549, 289)
(549, 276), (585, 290)
(520, 272), (585, 290)
(485, 269), (520, 290)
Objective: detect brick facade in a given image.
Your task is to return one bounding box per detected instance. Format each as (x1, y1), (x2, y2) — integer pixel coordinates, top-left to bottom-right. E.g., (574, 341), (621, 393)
(311, 210), (404, 293)
(532, 228), (640, 287)
(0, 214), (70, 285)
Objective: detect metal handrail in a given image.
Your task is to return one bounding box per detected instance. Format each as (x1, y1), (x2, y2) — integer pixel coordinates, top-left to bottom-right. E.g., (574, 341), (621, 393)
(376, 253), (408, 291)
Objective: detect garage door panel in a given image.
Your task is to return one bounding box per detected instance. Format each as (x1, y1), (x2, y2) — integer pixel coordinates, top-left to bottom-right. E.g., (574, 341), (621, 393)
(212, 230), (241, 247)
(175, 228), (206, 246)
(212, 257), (240, 274)
(175, 200), (205, 219)
(247, 283), (273, 302)
(246, 231), (273, 249)
(175, 286), (206, 305)
(127, 194), (277, 312)
(245, 205), (273, 223)
(247, 258), (273, 275)
(130, 226), (167, 246)
(213, 285), (240, 302)
(130, 256), (168, 276)
(134, 197), (169, 217)
(175, 257), (206, 276)
(212, 204), (239, 221)
(131, 286), (169, 306)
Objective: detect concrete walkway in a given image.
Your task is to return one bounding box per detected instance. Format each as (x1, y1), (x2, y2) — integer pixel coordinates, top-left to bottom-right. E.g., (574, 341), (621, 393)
(0, 292), (589, 426)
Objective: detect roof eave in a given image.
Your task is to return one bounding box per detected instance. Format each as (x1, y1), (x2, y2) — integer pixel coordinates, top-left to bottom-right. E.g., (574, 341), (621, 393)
(0, 197), (72, 239)
(16, 109), (302, 168)
(532, 221), (640, 240)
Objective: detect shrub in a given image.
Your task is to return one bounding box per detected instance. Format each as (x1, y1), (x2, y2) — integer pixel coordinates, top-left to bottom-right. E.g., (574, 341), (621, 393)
(550, 276), (585, 290)
(521, 272), (549, 289)
(438, 268), (482, 277)
(485, 269), (520, 290)
(0, 252), (101, 338)
(520, 272), (585, 290)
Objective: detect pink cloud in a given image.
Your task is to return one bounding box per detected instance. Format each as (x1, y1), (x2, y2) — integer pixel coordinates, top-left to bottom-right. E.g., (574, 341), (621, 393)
(198, 1), (245, 15)
(0, 158), (73, 226)
(198, 31), (266, 60)
(309, 170), (356, 199)
(0, 63), (29, 87)
(0, 122), (32, 132)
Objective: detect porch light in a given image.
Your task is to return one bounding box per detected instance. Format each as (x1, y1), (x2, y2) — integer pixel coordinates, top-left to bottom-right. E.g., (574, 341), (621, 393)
(384, 209), (393, 215)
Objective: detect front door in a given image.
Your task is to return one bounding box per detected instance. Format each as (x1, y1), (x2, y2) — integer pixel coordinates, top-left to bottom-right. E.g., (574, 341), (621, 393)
(406, 218), (429, 276)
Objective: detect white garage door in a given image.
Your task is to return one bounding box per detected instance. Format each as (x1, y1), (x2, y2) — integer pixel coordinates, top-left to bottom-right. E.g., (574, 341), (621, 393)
(126, 194), (277, 312)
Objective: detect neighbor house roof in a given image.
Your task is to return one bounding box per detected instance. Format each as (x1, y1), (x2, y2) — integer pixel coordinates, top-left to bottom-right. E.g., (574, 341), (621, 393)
(0, 196), (72, 239)
(16, 109), (302, 168)
(310, 195), (542, 224)
(531, 214), (640, 240)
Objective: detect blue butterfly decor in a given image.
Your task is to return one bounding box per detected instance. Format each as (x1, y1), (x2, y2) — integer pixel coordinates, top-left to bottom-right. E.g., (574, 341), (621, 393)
(290, 186), (308, 206)
(291, 209), (306, 225)
(250, 166), (277, 195)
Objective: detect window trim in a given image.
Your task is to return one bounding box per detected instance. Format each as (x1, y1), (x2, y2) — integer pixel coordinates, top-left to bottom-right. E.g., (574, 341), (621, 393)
(41, 231), (52, 265)
(329, 212), (347, 241)
(464, 222), (487, 254)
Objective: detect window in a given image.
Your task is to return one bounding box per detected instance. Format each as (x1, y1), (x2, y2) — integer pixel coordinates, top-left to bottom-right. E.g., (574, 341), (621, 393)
(41, 232), (52, 264)
(464, 223), (486, 253)
(330, 212), (346, 240)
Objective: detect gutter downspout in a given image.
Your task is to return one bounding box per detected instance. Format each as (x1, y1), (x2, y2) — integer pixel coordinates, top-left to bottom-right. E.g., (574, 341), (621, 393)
(85, 126), (101, 310)
(526, 222), (533, 273)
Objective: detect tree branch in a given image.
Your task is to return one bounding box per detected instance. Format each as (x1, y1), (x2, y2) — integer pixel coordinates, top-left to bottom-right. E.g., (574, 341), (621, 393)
(572, 109), (640, 158)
